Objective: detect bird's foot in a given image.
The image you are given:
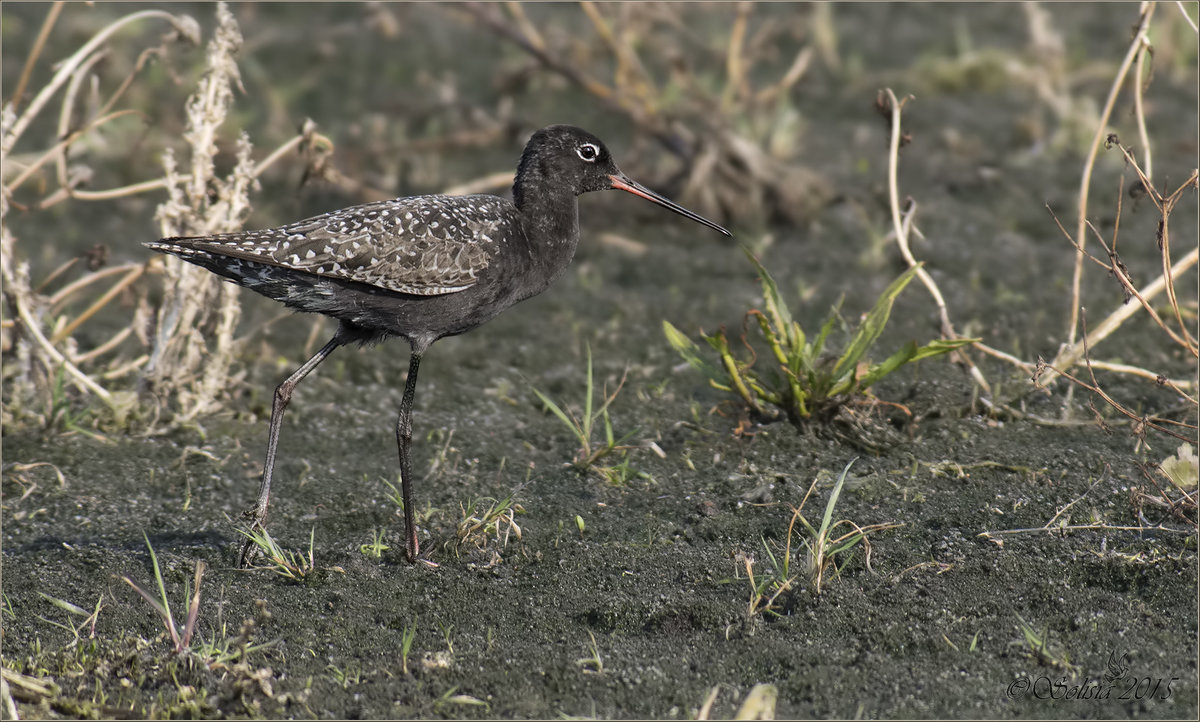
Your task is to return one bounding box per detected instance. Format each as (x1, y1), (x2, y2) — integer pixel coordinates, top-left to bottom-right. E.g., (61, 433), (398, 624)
(405, 536), (439, 568)
(236, 520), (268, 569)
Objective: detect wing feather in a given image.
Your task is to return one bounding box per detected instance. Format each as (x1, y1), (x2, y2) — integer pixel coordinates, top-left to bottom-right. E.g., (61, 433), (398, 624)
(165, 195), (510, 296)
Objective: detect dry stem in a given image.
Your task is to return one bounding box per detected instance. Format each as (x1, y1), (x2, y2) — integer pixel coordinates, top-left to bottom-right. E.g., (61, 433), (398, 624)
(879, 88), (996, 400)
(2, 7), (199, 417)
(460, 2), (827, 224)
(144, 4), (253, 422)
(1063, 2), (1156, 413)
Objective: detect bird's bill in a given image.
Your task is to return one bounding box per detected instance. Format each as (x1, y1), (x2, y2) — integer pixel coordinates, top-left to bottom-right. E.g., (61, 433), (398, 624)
(609, 174), (731, 237)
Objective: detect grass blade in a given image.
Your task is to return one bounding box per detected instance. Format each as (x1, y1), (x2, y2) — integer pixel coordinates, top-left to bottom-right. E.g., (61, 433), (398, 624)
(818, 458), (858, 542)
(583, 343), (594, 440)
(37, 593), (88, 617)
(811, 304), (839, 360)
(136, 532), (181, 648)
(831, 265), (921, 381)
(181, 561), (206, 649)
(531, 386), (586, 447)
(743, 246), (798, 349)
(143, 533), (172, 622)
(120, 576), (171, 622)
(664, 320), (725, 384)
(907, 337), (979, 362)
(833, 341), (918, 397)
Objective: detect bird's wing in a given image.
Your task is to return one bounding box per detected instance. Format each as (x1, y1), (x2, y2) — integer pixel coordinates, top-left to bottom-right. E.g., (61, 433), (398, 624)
(164, 195), (509, 296)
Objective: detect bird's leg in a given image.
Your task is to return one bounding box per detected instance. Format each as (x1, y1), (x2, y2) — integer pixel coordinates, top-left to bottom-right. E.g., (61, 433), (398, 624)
(396, 351), (423, 563)
(238, 334), (344, 567)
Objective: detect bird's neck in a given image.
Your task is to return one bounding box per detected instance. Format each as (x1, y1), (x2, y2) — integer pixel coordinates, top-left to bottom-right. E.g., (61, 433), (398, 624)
(514, 184), (581, 297)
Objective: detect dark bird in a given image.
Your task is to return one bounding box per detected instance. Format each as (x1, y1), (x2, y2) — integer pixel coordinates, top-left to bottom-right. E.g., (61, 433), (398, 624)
(147, 124), (730, 566)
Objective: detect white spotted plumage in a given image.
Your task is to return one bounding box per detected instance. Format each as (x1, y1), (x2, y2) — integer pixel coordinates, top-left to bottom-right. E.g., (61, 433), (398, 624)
(151, 195), (511, 296)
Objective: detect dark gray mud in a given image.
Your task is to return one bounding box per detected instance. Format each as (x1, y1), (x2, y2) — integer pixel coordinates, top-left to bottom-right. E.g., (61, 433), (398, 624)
(3, 3), (1197, 719)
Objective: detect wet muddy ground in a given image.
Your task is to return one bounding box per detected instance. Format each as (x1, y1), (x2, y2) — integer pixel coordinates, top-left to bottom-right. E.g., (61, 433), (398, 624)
(3, 3), (1197, 719)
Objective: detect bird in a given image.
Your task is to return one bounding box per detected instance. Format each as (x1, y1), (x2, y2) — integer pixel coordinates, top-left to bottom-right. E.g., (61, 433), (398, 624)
(146, 124), (731, 567)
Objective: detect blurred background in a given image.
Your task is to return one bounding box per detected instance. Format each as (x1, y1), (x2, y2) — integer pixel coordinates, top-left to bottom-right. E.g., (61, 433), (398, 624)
(3, 1), (1197, 425)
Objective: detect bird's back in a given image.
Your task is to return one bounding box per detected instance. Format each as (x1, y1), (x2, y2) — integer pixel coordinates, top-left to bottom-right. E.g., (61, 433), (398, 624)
(147, 194), (536, 346)
(151, 194), (517, 294)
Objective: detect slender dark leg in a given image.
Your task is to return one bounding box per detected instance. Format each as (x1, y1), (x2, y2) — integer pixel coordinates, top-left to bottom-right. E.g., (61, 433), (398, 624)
(396, 351), (423, 562)
(238, 334), (344, 567)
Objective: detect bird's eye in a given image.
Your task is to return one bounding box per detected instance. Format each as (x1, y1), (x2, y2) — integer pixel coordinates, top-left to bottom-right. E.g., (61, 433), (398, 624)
(576, 143), (600, 162)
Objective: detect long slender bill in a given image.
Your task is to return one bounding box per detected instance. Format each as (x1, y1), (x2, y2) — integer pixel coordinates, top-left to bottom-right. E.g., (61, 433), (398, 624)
(609, 174), (731, 237)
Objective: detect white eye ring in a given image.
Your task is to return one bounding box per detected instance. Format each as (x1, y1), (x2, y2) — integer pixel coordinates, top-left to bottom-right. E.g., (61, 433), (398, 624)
(576, 143), (600, 162)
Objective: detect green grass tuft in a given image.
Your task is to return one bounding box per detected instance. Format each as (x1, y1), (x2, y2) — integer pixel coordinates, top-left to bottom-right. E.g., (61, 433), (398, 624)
(665, 246), (977, 425)
(530, 344), (645, 484)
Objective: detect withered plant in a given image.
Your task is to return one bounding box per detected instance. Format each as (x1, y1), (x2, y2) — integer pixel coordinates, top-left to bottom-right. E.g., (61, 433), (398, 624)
(2, 3), (328, 431)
